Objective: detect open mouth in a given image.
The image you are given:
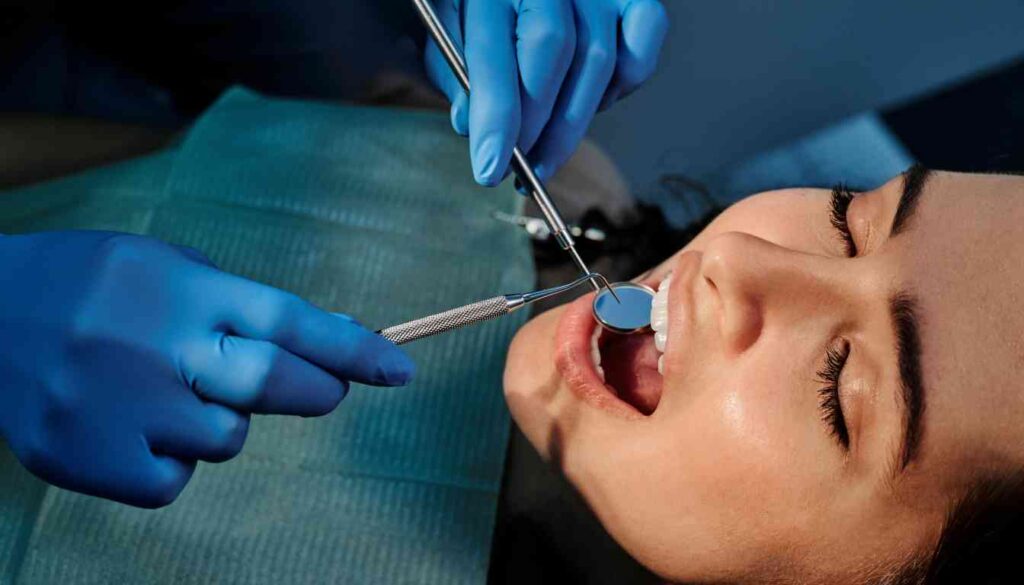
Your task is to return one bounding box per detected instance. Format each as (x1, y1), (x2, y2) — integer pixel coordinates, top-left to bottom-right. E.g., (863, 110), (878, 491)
(556, 273), (673, 418)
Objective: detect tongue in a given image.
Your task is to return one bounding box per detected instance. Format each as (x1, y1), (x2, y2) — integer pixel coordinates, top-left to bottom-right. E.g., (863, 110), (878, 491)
(600, 333), (663, 415)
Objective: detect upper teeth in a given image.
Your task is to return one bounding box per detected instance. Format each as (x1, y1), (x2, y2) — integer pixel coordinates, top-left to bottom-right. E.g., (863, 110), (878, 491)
(651, 273), (672, 375)
(589, 273), (674, 381)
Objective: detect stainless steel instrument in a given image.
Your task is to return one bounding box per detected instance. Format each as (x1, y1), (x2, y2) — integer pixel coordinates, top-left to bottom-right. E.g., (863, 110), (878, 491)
(592, 282), (655, 334)
(378, 273), (612, 345)
(410, 0), (600, 293)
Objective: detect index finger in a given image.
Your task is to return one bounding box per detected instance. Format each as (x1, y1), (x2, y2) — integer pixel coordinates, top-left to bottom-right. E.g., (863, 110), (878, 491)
(514, 0), (576, 155)
(464, 0), (521, 186)
(211, 273), (415, 387)
(600, 0), (669, 110)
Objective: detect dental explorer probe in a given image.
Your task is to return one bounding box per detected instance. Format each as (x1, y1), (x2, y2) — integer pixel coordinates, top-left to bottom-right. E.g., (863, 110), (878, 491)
(378, 273), (612, 345)
(411, 0), (600, 293)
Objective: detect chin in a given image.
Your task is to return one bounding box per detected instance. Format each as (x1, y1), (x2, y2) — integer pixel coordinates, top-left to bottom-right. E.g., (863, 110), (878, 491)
(503, 306), (566, 461)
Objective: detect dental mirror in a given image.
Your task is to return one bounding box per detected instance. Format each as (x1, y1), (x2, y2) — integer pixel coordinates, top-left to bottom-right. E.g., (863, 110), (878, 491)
(593, 282), (655, 334)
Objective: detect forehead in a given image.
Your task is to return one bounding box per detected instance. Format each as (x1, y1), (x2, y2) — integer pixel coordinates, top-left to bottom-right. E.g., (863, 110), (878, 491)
(898, 171), (1024, 480)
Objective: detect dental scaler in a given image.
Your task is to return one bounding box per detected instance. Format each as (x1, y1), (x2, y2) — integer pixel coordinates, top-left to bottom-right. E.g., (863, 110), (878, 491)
(410, 0), (601, 293)
(378, 273), (613, 345)
(377, 273), (658, 345)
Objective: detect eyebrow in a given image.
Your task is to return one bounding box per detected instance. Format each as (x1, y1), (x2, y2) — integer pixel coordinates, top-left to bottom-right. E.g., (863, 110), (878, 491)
(889, 163), (932, 237)
(886, 165), (932, 473)
(890, 293), (926, 471)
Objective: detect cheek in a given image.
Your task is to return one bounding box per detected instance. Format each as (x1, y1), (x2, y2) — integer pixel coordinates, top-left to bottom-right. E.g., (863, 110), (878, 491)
(589, 361), (835, 574)
(666, 349), (808, 470)
(682, 353), (834, 499)
(579, 408), (805, 579)
(667, 373), (797, 498)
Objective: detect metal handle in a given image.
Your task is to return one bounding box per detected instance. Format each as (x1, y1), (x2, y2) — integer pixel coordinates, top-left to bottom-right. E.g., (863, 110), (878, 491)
(377, 296), (510, 345)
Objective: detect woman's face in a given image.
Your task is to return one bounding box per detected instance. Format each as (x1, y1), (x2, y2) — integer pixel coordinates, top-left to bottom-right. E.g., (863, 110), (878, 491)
(504, 169), (1024, 583)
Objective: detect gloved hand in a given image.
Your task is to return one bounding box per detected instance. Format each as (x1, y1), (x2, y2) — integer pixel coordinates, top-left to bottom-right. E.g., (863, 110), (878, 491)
(0, 231), (414, 508)
(424, 0), (669, 187)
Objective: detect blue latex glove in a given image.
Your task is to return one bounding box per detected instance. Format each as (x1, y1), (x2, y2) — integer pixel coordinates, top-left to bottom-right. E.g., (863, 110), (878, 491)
(0, 231), (415, 508)
(424, 0), (669, 187)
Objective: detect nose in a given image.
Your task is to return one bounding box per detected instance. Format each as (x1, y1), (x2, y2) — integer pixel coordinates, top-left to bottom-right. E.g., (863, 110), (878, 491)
(700, 231), (839, 355)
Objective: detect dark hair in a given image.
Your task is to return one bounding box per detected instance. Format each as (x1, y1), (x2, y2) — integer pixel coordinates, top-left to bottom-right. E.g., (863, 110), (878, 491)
(889, 474), (1024, 584)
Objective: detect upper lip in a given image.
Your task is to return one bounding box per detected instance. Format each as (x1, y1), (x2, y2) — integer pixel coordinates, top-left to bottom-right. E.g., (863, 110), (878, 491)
(661, 251), (702, 377)
(554, 275), (666, 419)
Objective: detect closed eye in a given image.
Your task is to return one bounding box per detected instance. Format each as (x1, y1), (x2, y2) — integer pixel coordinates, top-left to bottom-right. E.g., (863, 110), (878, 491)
(829, 185), (857, 257)
(817, 340), (851, 450)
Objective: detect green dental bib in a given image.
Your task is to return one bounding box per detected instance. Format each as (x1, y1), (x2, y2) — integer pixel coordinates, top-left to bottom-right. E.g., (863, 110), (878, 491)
(0, 87), (533, 584)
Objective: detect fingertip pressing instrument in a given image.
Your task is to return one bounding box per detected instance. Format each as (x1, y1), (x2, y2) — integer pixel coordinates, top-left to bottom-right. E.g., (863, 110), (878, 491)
(390, 1), (664, 346)
(410, 0), (605, 294)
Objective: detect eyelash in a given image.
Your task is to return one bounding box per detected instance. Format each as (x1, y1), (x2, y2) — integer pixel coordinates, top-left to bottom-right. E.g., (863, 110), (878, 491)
(819, 187), (857, 449)
(829, 185), (857, 257)
(817, 340), (851, 449)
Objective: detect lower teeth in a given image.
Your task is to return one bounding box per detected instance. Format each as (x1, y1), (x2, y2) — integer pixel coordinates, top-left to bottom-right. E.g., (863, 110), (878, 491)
(591, 327), (606, 381)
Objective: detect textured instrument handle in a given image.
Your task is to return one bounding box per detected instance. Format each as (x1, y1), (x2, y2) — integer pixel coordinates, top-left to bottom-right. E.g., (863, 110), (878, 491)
(377, 296), (509, 345)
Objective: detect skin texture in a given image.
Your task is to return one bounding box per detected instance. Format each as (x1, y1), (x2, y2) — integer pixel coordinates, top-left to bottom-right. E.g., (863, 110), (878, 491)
(504, 170), (1024, 583)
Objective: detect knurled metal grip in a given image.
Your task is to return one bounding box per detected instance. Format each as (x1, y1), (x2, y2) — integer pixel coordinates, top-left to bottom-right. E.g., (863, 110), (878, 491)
(377, 296), (510, 345)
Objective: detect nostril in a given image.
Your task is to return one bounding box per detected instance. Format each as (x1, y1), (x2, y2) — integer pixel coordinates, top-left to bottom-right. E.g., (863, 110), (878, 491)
(723, 303), (763, 354)
(703, 274), (718, 293)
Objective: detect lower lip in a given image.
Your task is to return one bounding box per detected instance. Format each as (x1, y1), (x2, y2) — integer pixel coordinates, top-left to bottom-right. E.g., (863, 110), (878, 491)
(554, 280), (661, 419)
